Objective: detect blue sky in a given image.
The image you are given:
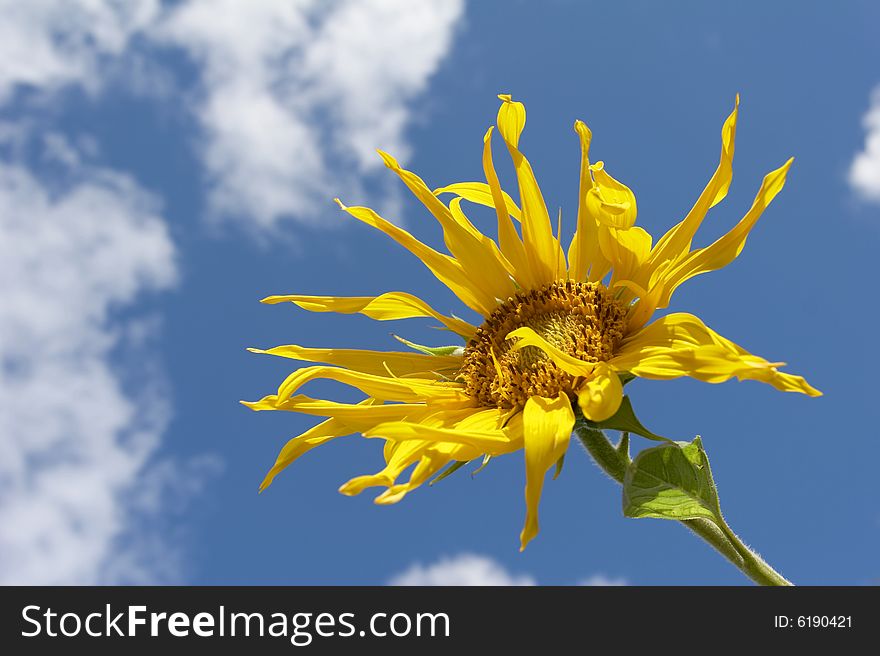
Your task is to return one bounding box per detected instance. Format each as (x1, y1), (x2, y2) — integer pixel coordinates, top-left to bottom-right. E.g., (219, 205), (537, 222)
(1, 0), (879, 586)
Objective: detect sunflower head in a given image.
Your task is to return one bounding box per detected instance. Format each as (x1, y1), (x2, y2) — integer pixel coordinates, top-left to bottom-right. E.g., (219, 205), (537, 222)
(459, 280), (626, 410)
(245, 93), (820, 551)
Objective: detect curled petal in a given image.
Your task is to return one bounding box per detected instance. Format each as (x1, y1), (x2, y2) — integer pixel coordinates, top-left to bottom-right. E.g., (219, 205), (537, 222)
(505, 326), (598, 377)
(613, 312), (821, 396)
(577, 363), (624, 421)
(586, 162), (638, 229)
(433, 181), (522, 222)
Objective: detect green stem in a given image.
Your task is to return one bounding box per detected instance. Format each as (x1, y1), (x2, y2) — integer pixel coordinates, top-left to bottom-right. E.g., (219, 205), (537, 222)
(574, 425), (792, 586)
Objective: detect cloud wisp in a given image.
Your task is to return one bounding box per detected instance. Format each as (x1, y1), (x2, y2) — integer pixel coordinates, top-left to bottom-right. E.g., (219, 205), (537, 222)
(389, 554), (627, 587)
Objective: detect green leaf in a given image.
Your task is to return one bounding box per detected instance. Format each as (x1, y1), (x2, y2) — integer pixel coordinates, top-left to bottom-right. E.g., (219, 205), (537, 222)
(429, 459), (470, 486)
(591, 396), (672, 442)
(393, 335), (463, 356)
(622, 437), (721, 522)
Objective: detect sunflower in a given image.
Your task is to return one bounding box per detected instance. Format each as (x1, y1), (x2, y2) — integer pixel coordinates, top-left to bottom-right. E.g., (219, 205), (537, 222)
(244, 94), (819, 550)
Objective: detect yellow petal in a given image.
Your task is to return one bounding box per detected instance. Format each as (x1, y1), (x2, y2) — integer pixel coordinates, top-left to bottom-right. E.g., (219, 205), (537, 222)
(586, 162), (638, 229)
(568, 119), (608, 282)
(346, 437), (482, 504)
(576, 362), (623, 421)
(247, 344), (462, 377)
(599, 226), (653, 292)
(614, 278), (665, 333)
(496, 93), (526, 147)
(497, 94), (565, 285)
(367, 406), (521, 452)
(378, 150), (481, 239)
(657, 157), (794, 308)
(433, 181), (522, 222)
(451, 407), (512, 432)
(521, 393), (575, 550)
(339, 439), (427, 496)
(374, 449), (453, 505)
(245, 394), (430, 422)
(275, 365), (470, 405)
(261, 290), (476, 340)
(481, 126), (535, 288)
(377, 151), (516, 308)
(648, 96), (739, 269)
(612, 312), (821, 396)
(506, 326), (599, 377)
(449, 196), (518, 282)
(334, 199), (493, 315)
(364, 417), (522, 455)
(259, 415), (354, 492)
(446, 195), (482, 237)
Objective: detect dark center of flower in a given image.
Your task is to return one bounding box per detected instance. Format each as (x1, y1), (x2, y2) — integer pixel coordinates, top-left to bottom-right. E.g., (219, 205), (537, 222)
(458, 280), (628, 409)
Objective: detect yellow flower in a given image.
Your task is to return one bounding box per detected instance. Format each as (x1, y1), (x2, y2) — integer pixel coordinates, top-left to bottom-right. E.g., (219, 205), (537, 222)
(244, 94), (820, 551)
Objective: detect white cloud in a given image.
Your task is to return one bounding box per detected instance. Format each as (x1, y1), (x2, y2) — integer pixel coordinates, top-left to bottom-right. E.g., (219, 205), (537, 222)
(389, 553), (627, 586)
(151, 0), (465, 230)
(0, 0), (161, 102)
(0, 140), (180, 584)
(390, 554), (536, 586)
(849, 87), (880, 203)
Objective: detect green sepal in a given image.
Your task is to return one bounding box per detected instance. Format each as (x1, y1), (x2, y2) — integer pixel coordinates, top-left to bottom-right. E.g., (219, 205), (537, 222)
(472, 454), (492, 476)
(588, 396), (672, 442)
(622, 436), (721, 523)
(553, 453), (566, 480)
(618, 372), (637, 386)
(393, 335), (463, 356)
(429, 459), (470, 486)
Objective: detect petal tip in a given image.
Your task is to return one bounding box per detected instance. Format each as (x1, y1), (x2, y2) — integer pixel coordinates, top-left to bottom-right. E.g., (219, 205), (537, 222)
(518, 528), (535, 552)
(258, 472), (275, 491)
(574, 119), (591, 137)
(377, 149), (399, 169)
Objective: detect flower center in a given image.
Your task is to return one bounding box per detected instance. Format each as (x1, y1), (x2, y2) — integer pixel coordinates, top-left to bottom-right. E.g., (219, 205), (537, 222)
(458, 280), (628, 409)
